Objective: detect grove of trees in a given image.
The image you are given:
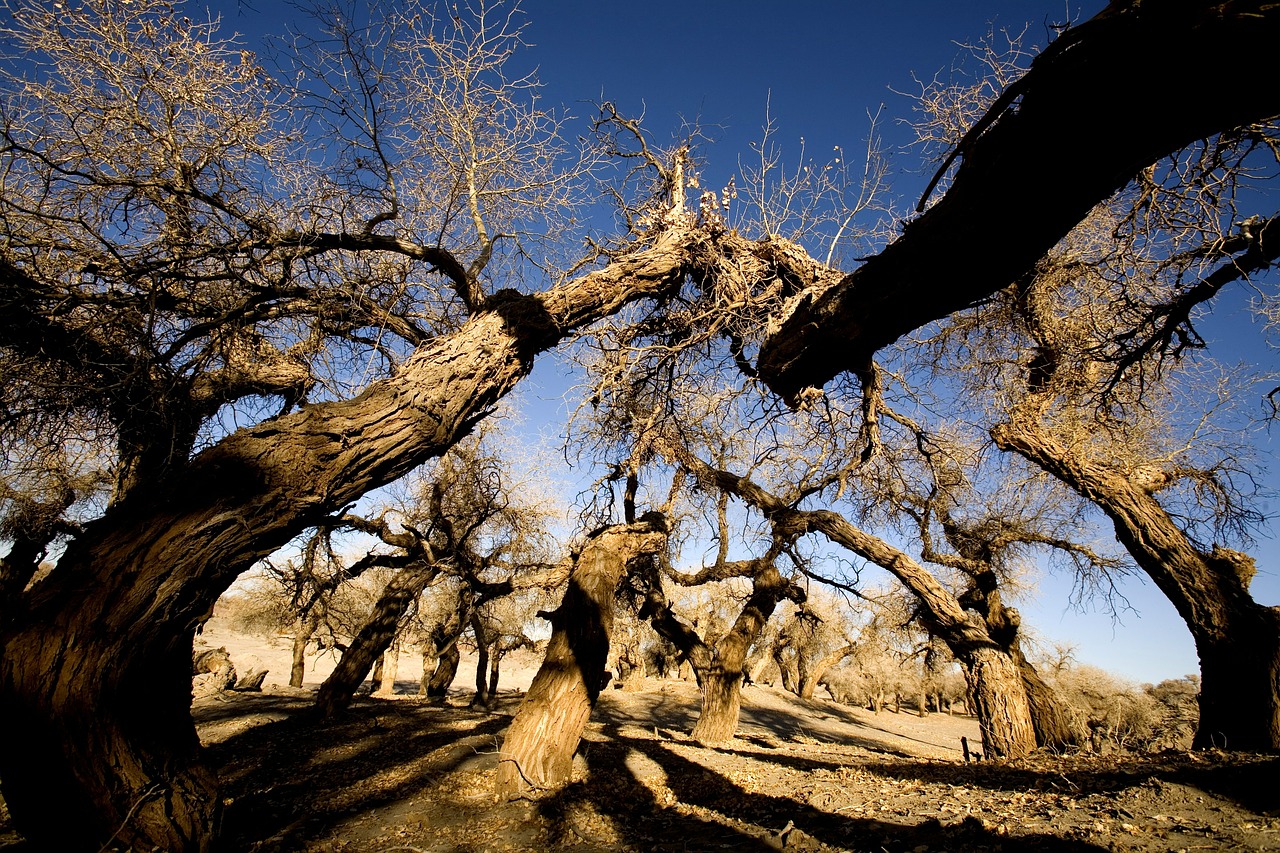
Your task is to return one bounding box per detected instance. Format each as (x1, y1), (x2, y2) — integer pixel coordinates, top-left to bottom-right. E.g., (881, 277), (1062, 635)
(0, 0), (1278, 850)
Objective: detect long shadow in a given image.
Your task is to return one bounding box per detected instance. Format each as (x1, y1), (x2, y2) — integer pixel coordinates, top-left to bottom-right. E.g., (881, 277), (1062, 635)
(851, 753), (1280, 815)
(556, 724), (1106, 852)
(205, 699), (510, 850)
(597, 690), (931, 758)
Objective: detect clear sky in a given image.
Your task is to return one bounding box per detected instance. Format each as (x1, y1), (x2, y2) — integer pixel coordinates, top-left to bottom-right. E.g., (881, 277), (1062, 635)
(211, 0), (1277, 685)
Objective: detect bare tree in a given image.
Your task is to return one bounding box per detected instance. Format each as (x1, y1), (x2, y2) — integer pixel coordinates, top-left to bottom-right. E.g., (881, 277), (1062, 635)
(496, 513), (668, 797)
(1, 0), (1276, 846)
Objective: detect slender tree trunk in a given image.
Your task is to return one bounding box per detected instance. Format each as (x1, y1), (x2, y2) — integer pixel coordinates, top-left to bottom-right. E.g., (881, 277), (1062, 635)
(798, 644), (856, 700)
(496, 517), (666, 798)
(488, 649), (503, 698)
(470, 611), (491, 708)
(370, 655), (385, 692)
(314, 564), (438, 718)
(960, 645), (1038, 759)
(289, 610), (323, 688)
(775, 648), (798, 695)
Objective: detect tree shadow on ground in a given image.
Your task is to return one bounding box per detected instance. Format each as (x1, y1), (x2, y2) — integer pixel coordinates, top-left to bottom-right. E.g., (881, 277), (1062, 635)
(849, 752), (1280, 814)
(545, 723), (1108, 853)
(205, 697), (510, 850)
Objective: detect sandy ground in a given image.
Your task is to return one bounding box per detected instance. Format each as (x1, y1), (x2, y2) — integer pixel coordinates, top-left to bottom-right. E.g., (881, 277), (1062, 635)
(3, 623), (1278, 852)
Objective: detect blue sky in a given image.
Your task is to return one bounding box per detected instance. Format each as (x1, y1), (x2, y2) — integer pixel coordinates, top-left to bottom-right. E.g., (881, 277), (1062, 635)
(212, 0), (1277, 685)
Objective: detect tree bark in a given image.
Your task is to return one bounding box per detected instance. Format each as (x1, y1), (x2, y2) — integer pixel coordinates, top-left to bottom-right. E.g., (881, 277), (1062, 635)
(314, 563), (438, 718)
(374, 641), (400, 697)
(290, 612), (320, 688)
(798, 643), (856, 700)
(0, 225), (693, 851)
(495, 517), (666, 797)
(962, 645), (1038, 759)
(470, 610), (491, 708)
(488, 649), (504, 698)
(427, 644), (461, 702)
(689, 564), (795, 745)
(1016, 649), (1086, 750)
(756, 0), (1280, 401)
(993, 417), (1280, 750)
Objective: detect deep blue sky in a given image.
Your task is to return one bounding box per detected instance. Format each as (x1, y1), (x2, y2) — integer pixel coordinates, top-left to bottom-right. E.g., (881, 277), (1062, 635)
(210, 0), (1278, 685)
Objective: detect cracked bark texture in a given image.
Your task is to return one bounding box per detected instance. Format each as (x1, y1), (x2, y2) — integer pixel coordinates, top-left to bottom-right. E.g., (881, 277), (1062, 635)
(757, 0), (1280, 400)
(496, 516), (667, 797)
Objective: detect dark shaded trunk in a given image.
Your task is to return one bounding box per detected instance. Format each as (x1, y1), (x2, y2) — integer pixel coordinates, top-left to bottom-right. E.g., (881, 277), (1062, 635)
(470, 610), (491, 708)
(427, 644), (461, 701)
(314, 563), (438, 718)
(0, 616), (218, 852)
(994, 417), (1280, 750)
(756, 0), (1280, 400)
(488, 649), (503, 698)
(496, 517), (666, 797)
(1196, 607), (1280, 750)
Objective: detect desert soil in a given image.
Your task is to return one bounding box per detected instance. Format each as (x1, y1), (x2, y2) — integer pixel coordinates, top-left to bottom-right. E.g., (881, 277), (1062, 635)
(2, 624), (1278, 852)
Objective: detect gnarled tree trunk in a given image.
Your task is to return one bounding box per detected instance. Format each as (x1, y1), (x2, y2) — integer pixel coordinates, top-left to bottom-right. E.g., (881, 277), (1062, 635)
(495, 516), (666, 797)
(690, 564), (796, 745)
(994, 417), (1280, 750)
(314, 563), (439, 717)
(961, 645), (1038, 759)
(0, 230), (695, 851)
(798, 643), (856, 700)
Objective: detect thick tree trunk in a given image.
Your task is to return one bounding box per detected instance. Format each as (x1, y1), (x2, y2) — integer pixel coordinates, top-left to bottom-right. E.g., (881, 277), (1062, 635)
(690, 564), (794, 744)
(0, 225), (693, 851)
(756, 0), (1280, 401)
(691, 670), (743, 744)
(0, 624), (218, 852)
(961, 645), (1038, 759)
(427, 644), (461, 701)
(496, 517), (666, 797)
(314, 563), (438, 718)
(374, 641), (400, 697)
(1191, 604), (1280, 749)
(993, 417), (1280, 750)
